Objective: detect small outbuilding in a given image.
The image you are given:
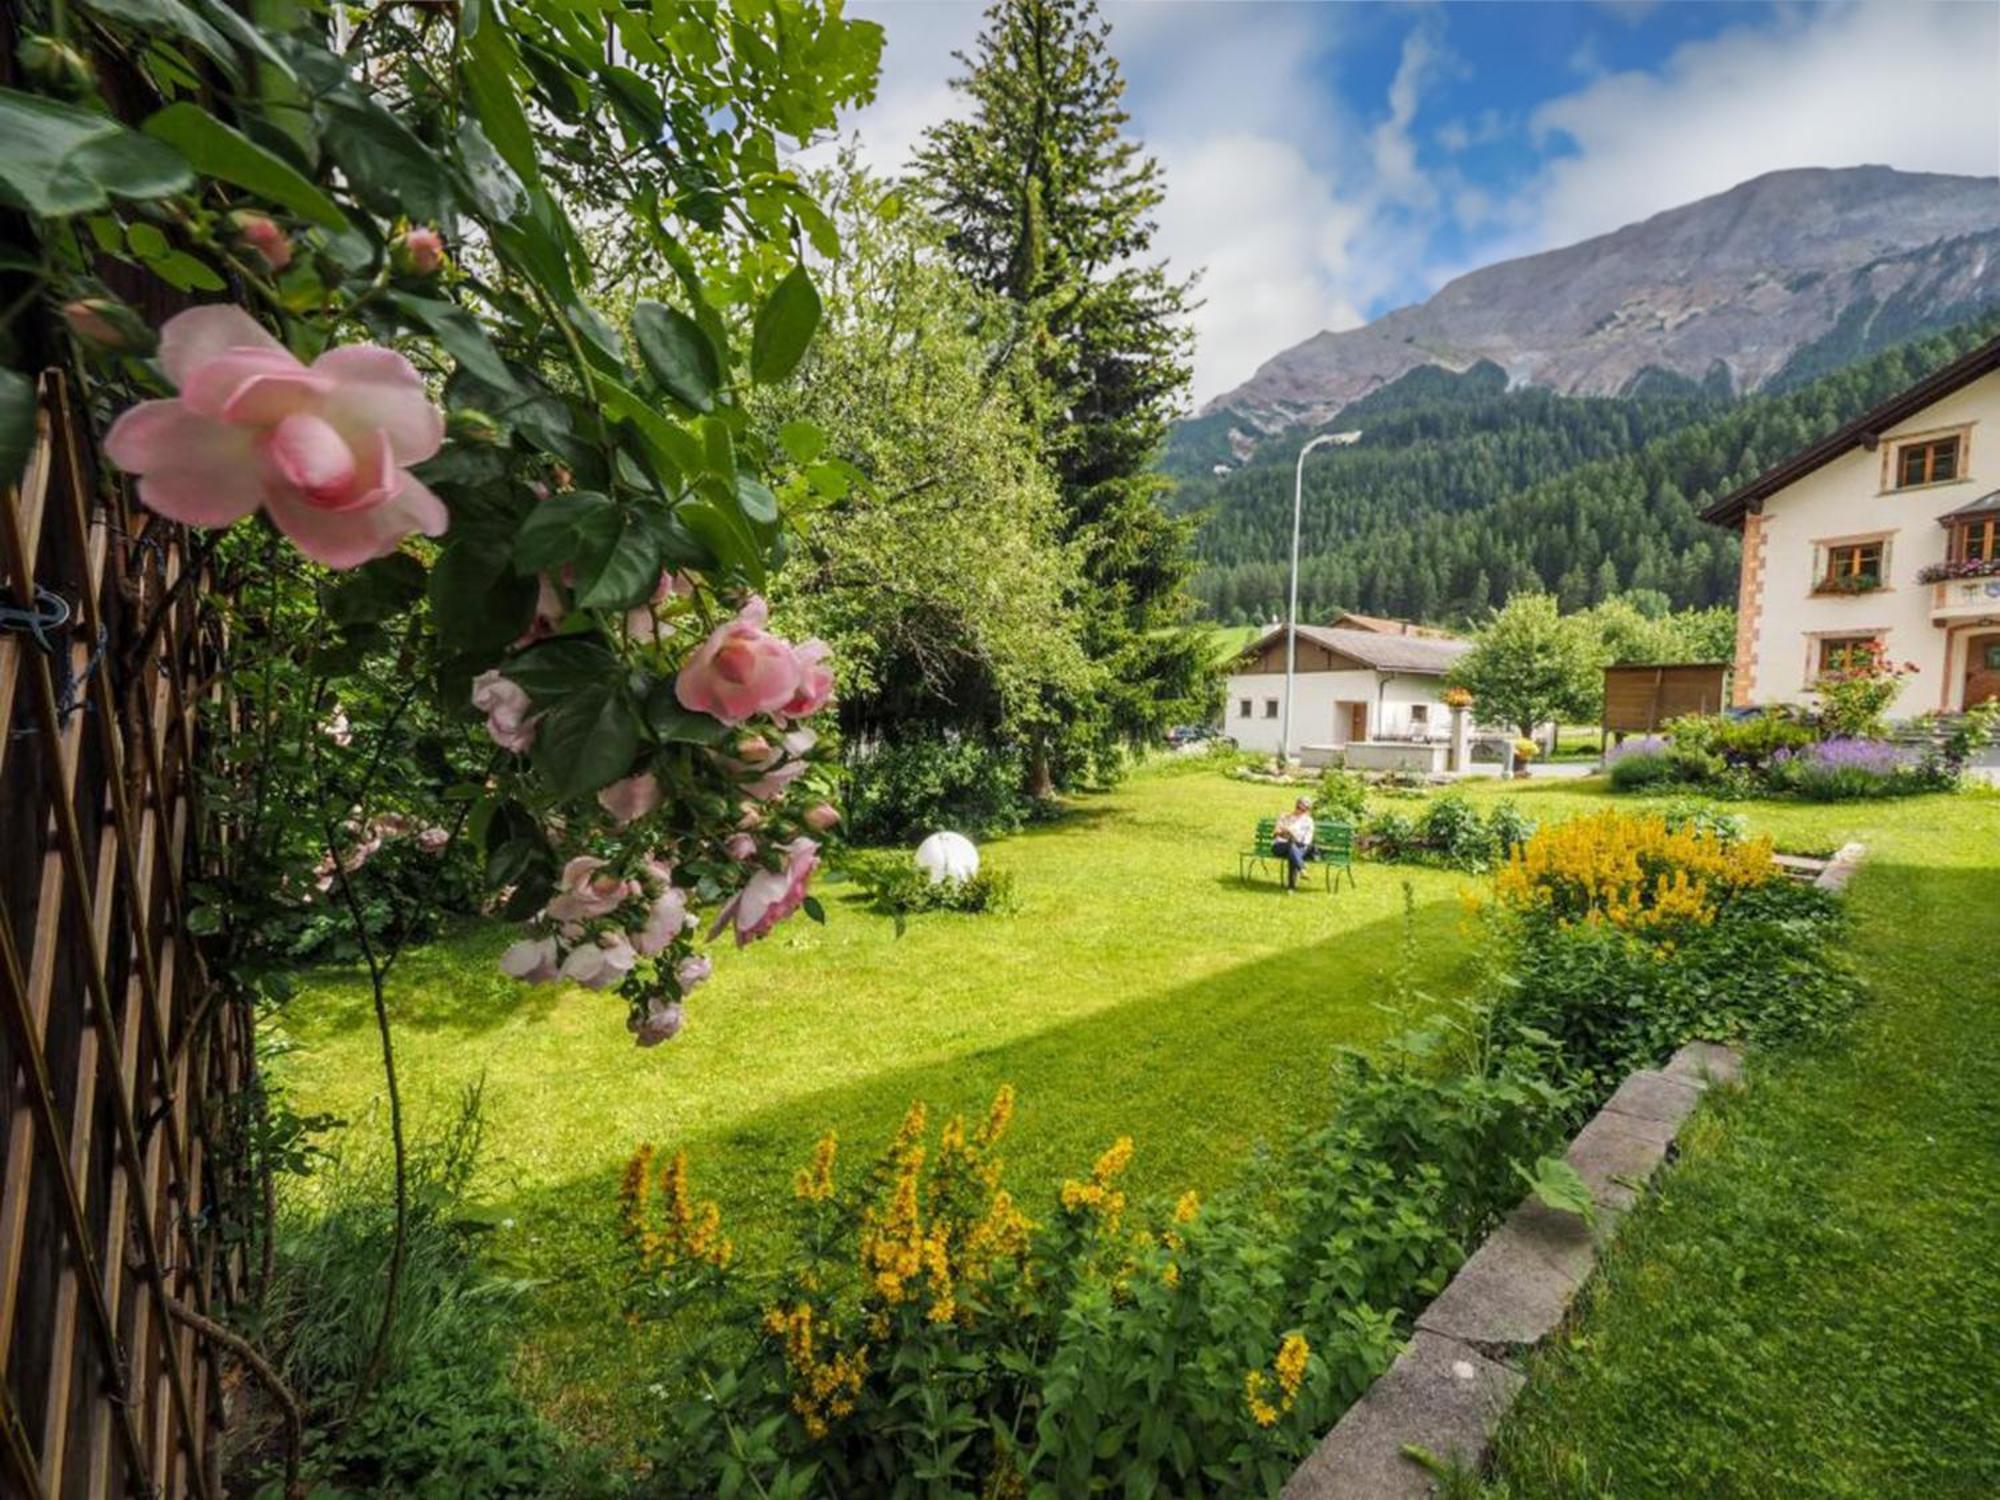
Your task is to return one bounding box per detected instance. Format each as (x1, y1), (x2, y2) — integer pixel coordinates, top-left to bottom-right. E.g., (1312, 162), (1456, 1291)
(1225, 623), (1474, 766)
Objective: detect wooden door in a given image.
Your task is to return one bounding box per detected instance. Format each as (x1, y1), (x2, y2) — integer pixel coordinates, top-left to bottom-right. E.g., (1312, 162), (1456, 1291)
(1966, 634), (2000, 709)
(1338, 702), (1368, 742)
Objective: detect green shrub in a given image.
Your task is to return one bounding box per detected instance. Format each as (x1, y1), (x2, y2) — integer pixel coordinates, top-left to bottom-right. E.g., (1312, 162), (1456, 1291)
(1657, 797), (1749, 844)
(1313, 766), (1370, 824)
(1666, 710), (1813, 770)
(1607, 751), (1680, 791)
(1416, 794), (1496, 869)
(843, 738), (1038, 844)
(1499, 879), (1857, 1083)
(1486, 801), (1538, 859)
(842, 849), (1018, 922)
(1360, 807), (1420, 861)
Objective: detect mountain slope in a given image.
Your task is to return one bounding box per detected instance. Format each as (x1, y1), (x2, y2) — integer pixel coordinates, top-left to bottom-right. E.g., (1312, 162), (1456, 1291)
(1199, 166), (2000, 451)
(1183, 316), (2000, 626)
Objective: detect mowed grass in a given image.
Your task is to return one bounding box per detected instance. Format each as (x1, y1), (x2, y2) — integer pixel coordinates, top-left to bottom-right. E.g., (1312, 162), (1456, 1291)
(273, 767), (1999, 1461)
(274, 765), (1486, 1442)
(1487, 786), (2000, 1498)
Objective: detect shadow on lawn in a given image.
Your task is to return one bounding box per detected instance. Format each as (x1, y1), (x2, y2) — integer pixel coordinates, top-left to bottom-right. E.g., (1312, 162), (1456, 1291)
(465, 888), (1479, 1435)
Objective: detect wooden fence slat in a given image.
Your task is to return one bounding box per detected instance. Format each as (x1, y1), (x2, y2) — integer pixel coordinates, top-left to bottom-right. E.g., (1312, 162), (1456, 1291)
(3, 368), (244, 1496)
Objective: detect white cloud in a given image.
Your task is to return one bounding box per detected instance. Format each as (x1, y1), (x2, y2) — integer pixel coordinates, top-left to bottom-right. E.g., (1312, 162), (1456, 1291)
(1517, 1), (2000, 255)
(1152, 134), (1365, 403)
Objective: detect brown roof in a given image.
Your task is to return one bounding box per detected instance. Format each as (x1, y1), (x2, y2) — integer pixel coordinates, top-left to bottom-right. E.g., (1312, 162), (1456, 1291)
(1701, 332), (2000, 530)
(1327, 610), (1454, 638)
(1241, 622), (1472, 675)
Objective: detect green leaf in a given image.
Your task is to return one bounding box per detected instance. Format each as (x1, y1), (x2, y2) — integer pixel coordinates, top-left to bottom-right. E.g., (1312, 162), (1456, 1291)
(503, 637), (621, 701)
(429, 531), (536, 654)
(512, 490), (617, 573)
(0, 89), (194, 216)
(777, 420), (825, 464)
(141, 248), (225, 292)
(463, 18), (540, 190)
(321, 93), (455, 224)
(643, 684), (732, 746)
(0, 369), (36, 489)
(325, 552), (426, 627)
(1521, 1157), (1596, 1223)
(535, 680), (641, 798)
(386, 291), (516, 390)
(734, 473), (779, 526)
(453, 115), (526, 223)
(571, 507), (663, 611)
(597, 376), (699, 487)
(631, 301), (720, 413)
(750, 264), (821, 384)
(80, 0), (238, 82)
(142, 102), (349, 229)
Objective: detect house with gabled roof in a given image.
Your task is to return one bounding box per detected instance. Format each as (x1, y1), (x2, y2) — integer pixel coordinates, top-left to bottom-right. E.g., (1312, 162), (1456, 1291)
(1703, 333), (2000, 717)
(1225, 622), (1472, 757)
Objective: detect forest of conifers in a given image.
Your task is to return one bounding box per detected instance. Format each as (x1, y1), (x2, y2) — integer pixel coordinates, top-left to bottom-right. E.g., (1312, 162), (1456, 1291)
(1176, 315), (2000, 626)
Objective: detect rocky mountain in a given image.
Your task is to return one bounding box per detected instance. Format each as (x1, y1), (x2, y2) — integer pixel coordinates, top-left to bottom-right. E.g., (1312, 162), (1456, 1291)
(1197, 166), (2000, 458)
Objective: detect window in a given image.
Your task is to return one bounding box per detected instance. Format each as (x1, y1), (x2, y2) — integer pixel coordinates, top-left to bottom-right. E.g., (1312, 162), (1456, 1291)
(1818, 540), (1884, 591)
(1263, 698), (1279, 719)
(1895, 434), (1961, 489)
(1238, 698), (1252, 719)
(1409, 703), (1430, 726)
(1817, 635), (1880, 676)
(1951, 515), (1999, 562)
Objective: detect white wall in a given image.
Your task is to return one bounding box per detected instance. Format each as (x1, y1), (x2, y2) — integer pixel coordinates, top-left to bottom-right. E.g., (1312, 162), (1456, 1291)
(1224, 669), (1454, 753)
(1747, 368), (2000, 718)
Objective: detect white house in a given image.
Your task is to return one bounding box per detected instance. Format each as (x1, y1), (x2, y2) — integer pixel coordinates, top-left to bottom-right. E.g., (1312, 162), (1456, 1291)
(1703, 333), (2000, 718)
(1225, 620), (1473, 760)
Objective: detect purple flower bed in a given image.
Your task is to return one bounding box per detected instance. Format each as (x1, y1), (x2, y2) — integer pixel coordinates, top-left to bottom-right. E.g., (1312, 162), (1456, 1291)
(1772, 737), (1915, 775)
(1605, 735), (1669, 764)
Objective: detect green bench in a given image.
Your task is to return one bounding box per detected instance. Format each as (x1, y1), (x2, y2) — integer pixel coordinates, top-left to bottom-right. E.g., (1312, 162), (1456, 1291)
(1238, 816), (1356, 890)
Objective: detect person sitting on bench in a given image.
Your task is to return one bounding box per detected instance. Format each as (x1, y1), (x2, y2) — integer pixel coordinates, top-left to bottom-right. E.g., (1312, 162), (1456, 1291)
(1272, 797), (1316, 891)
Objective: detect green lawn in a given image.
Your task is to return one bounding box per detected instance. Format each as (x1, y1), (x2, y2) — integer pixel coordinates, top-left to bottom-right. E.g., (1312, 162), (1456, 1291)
(276, 765), (1489, 1440)
(276, 768), (1999, 1466)
(1487, 785), (2000, 1498)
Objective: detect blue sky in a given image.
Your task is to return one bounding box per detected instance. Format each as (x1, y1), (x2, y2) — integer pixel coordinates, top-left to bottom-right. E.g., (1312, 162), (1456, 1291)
(839, 1), (1999, 405)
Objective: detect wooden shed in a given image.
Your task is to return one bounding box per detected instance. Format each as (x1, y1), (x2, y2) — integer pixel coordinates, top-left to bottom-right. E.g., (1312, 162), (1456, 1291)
(1602, 662), (1731, 739)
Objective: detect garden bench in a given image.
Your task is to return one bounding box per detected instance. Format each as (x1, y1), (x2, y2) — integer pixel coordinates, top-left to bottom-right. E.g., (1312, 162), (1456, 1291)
(1238, 817), (1356, 890)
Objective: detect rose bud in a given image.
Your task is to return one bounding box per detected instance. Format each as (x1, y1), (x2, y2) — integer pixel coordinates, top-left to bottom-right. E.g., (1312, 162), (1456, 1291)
(228, 211), (292, 271)
(392, 226), (447, 277)
(61, 298), (156, 356)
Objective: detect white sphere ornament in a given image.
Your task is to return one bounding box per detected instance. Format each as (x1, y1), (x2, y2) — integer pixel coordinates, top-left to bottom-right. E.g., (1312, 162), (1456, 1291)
(914, 830), (979, 885)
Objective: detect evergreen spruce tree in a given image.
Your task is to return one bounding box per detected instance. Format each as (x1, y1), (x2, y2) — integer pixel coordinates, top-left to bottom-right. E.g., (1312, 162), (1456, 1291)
(913, 0), (1209, 787)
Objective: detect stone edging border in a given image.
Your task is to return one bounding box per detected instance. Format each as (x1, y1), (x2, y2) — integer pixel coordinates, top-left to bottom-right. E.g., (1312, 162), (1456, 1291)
(1281, 1039), (1743, 1499)
(1283, 840), (1865, 1497)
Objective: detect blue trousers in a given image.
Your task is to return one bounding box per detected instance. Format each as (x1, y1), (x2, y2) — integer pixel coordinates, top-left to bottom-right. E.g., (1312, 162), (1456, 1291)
(1271, 837), (1311, 888)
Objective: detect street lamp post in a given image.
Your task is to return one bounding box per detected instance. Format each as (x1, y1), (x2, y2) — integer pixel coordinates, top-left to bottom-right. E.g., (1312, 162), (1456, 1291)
(1281, 432), (1339, 763)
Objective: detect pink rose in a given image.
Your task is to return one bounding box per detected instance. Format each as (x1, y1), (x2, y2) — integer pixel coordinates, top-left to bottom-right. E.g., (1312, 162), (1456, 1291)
(674, 596), (802, 726)
(780, 639), (834, 721)
(654, 571), (693, 602)
(561, 931), (637, 990)
(782, 728), (817, 758)
(394, 226), (447, 277)
(804, 802), (841, 832)
(231, 212), (292, 271)
(624, 603), (672, 644)
(724, 831), (758, 861)
(629, 998), (685, 1047)
(499, 935), (559, 983)
(597, 772), (662, 827)
(545, 855), (636, 923)
(710, 837), (819, 947)
(471, 670), (538, 753)
(104, 306), (446, 568)
(735, 733), (774, 764)
(417, 826), (450, 854)
(514, 574), (566, 647)
(742, 758), (807, 803)
(675, 954), (713, 992)
(322, 709), (353, 746)
(632, 884), (693, 957)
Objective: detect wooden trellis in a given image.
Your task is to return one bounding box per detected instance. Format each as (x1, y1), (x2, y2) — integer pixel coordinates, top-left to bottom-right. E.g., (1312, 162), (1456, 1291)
(1, 369), (252, 1499)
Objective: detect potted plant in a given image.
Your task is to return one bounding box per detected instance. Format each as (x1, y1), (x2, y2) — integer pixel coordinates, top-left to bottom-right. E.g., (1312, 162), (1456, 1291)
(1512, 736), (1540, 777)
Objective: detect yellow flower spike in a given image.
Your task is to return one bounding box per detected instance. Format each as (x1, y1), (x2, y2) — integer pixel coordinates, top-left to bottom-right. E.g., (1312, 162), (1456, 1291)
(795, 1130), (839, 1203)
(1275, 1332), (1310, 1402)
(976, 1084), (1016, 1147)
(1173, 1189), (1201, 1224)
